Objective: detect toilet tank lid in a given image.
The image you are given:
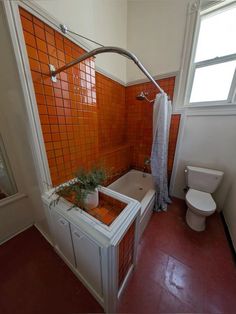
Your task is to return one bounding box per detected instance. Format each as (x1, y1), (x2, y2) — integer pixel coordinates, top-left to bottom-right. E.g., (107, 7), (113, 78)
(186, 166), (224, 176)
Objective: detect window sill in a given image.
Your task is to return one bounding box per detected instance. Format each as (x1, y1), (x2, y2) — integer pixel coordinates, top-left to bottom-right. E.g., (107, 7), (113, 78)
(0, 193), (27, 208)
(184, 102), (236, 110)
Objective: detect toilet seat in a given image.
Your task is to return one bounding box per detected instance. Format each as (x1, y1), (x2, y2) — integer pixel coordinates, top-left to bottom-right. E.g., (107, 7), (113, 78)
(186, 189), (216, 216)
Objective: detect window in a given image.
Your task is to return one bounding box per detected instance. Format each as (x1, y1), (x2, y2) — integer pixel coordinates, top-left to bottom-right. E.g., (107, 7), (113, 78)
(188, 3), (236, 106)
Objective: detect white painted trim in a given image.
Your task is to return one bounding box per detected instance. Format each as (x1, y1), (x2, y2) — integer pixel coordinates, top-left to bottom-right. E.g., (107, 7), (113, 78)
(184, 1), (236, 108)
(0, 223), (33, 245)
(96, 68), (126, 86)
(0, 193), (27, 208)
(126, 71), (179, 87)
(169, 113), (185, 196)
(34, 222), (53, 246)
(201, 0), (236, 15)
(174, 0), (200, 109)
(117, 265), (134, 298)
(183, 107), (236, 116)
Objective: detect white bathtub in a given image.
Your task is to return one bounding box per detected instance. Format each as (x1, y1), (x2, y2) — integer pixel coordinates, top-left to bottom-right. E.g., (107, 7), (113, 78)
(108, 169), (155, 236)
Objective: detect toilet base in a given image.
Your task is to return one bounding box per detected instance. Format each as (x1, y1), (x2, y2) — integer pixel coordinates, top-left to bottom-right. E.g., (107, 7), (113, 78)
(186, 208), (206, 232)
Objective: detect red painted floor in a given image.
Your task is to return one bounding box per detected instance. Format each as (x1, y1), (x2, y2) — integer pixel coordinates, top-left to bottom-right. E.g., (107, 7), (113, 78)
(118, 198), (236, 313)
(0, 198), (235, 313)
(0, 227), (103, 314)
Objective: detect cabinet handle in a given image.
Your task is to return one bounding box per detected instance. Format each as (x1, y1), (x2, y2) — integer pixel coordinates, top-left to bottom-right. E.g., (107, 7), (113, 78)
(74, 231), (82, 239)
(59, 218), (66, 225)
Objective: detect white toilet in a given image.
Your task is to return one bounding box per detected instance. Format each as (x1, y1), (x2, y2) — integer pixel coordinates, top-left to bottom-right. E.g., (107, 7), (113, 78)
(185, 166), (224, 232)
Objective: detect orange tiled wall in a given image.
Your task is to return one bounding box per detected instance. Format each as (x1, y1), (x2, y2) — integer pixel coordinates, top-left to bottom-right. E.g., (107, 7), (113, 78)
(20, 7), (180, 186)
(126, 78), (180, 176)
(96, 72), (126, 150)
(19, 8), (131, 186)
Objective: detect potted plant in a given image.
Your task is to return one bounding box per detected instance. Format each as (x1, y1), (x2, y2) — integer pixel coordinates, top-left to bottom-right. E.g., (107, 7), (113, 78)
(52, 167), (106, 211)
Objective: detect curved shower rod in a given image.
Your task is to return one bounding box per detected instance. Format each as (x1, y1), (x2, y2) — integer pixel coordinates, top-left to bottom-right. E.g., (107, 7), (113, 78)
(49, 46), (164, 94)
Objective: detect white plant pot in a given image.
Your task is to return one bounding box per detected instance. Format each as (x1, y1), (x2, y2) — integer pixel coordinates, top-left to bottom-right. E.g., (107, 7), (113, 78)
(84, 188), (99, 210)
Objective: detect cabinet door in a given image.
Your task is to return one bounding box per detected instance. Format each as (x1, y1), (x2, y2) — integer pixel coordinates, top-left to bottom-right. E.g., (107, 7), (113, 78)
(51, 209), (75, 266)
(71, 225), (102, 297)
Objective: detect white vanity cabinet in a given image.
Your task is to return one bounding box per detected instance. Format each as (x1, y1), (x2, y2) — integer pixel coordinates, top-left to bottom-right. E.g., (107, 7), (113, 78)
(71, 224), (103, 298)
(51, 209), (75, 267)
(42, 186), (141, 313)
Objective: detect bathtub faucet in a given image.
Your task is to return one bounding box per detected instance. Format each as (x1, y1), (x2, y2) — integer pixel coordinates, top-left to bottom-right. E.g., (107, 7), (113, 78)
(143, 158), (151, 177)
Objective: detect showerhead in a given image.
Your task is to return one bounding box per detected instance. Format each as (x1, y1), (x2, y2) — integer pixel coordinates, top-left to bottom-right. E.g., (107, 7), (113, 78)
(136, 91), (154, 103)
(136, 91), (147, 101)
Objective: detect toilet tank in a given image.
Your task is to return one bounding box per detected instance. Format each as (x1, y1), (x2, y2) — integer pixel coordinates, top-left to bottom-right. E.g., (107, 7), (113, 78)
(186, 166), (224, 193)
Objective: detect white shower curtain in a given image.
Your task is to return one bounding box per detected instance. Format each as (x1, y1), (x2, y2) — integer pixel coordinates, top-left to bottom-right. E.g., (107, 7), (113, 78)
(151, 93), (172, 211)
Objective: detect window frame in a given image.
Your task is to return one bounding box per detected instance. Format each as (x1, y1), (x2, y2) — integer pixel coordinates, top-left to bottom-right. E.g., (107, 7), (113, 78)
(185, 1), (236, 108)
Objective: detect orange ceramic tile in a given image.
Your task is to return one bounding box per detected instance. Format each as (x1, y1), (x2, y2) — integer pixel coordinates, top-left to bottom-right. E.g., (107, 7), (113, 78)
(44, 85), (54, 97)
(38, 104), (48, 115)
(24, 31), (36, 48)
(36, 37), (48, 53)
(118, 222), (135, 288)
(19, 7), (32, 21)
(43, 133), (52, 143)
(34, 24), (46, 41)
(125, 77), (179, 176)
(20, 8), (179, 187)
(47, 106), (57, 116)
(46, 95), (55, 106)
(33, 82), (44, 94)
(49, 116), (58, 124)
(33, 16), (44, 29)
(39, 115), (49, 125)
(38, 51), (49, 64)
(29, 58), (41, 72)
(45, 31), (55, 46)
(45, 24), (54, 35)
(36, 94), (46, 105)
(56, 38), (64, 51)
(21, 16), (34, 34)
(47, 44), (57, 58)
(26, 45), (38, 60)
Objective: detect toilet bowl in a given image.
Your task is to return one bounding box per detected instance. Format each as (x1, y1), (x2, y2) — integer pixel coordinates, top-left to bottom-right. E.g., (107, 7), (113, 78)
(185, 189), (216, 231)
(185, 166), (223, 232)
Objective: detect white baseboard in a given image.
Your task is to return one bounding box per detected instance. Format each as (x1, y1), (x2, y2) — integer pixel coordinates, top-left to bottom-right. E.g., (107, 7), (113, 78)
(0, 223), (33, 246)
(34, 222), (53, 246)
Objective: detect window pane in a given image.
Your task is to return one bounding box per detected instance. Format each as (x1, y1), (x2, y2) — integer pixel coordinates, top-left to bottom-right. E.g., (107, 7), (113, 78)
(190, 60), (236, 103)
(195, 6), (236, 62)
(0, 135), (17, 200)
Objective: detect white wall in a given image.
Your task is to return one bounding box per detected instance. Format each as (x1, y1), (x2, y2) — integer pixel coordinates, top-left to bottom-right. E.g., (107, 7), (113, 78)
(172, 109), (236, 249)
(126, 0), (189, 83)
(32, 0), (190, 84)
(32, 0), (127, 83)
(172, 112), (236, 207)
(171, 111), (236, 248)
(223, 179), (236, 250)
(0, 2), (50, 243)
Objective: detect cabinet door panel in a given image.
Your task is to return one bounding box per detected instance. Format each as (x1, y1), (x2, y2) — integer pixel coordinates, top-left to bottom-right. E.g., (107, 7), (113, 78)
(51, 209), (75, 266)
(71, 225), (102, 297)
